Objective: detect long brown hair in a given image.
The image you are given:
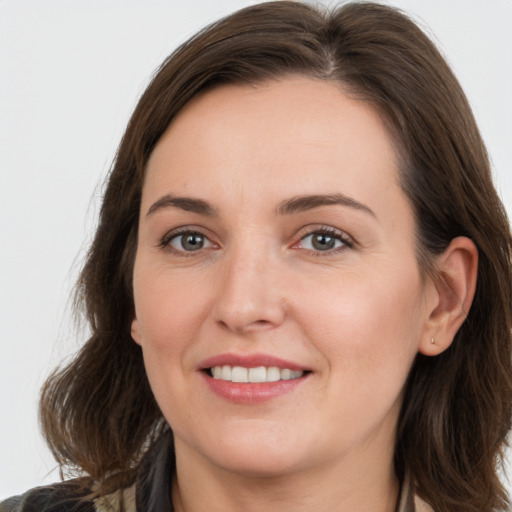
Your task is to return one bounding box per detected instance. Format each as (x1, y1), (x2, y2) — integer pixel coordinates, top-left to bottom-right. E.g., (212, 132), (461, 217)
(40, 2), (512, 510)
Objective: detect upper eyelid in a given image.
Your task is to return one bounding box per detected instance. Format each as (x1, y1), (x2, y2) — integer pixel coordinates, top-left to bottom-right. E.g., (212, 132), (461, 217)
(294, 225), (354, 244)
(162, 226), (212, 240)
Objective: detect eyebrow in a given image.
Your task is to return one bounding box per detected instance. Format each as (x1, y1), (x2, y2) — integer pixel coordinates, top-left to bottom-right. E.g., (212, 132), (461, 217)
(146, 193), (375, 218)
(276, 194), (375, 217)
(146, 195), (217, 217)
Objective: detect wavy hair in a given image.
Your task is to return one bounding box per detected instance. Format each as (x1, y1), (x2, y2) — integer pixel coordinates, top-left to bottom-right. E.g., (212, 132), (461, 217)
(40, 3), (512, 511)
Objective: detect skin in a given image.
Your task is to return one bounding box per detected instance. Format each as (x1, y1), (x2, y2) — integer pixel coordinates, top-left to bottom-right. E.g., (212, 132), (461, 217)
(131, 76), (477, 512)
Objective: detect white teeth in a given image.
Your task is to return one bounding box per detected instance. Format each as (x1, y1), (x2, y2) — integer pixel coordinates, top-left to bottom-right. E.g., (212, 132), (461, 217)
(210, 365), (305, 383)
(231, 366), (248, 383)
(281, 369), (293, 380)
(266, 366), (281, 382)
(248, 366), (267, 383)
(221, 365), (231, 380)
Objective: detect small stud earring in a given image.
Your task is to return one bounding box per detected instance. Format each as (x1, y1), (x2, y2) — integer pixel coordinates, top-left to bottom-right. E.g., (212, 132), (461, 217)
(430, 337), (436, 345)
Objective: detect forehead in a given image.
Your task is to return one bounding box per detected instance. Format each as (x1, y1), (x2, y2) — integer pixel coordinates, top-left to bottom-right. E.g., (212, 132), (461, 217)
(143, 76), (404, 221)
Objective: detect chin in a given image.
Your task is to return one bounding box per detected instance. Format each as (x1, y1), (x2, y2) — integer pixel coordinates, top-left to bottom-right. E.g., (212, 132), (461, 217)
(178, 421), (317, 478)
(209, 447), (308, 479)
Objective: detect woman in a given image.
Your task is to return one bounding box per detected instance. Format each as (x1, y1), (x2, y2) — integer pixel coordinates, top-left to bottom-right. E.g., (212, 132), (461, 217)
(2, 2), (511, 511)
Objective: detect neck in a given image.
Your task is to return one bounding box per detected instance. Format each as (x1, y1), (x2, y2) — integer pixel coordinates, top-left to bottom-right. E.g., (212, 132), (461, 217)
(172, 440), (400, 512)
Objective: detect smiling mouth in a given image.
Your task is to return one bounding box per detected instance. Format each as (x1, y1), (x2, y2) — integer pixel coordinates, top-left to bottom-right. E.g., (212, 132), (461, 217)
(206, 365), (309, 383)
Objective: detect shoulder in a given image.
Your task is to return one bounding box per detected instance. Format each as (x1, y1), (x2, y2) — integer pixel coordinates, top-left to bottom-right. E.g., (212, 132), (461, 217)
(0, 431), (170, 512)
(0, 480), (137, 512)
(0, 479), (95, 512)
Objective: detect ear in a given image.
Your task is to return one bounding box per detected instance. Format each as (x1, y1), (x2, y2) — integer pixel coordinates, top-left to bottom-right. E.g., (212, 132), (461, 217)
(131, 317), (142, 346)
(419, 236), (478, 356)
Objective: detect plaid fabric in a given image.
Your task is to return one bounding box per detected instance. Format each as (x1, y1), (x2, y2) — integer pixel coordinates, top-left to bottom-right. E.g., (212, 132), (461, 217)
(1, 431), (432, 511)
(0, 479), (95, 512)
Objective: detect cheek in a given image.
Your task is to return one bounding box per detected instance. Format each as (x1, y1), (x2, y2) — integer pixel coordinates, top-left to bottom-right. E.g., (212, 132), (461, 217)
(132, 265), (210, 420)
(131, 266), (215, 418)
(296, 262), (425, 382)
(133, 264), (211, 350)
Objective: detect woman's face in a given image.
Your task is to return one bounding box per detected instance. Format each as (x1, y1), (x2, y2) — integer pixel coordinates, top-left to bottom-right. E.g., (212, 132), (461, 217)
(131, 77), (436, 477)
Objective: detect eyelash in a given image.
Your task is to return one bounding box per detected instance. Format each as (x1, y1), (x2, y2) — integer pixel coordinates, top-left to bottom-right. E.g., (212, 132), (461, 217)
(159, 228), (214, 256)
(159, 225), (353, 256)
(294, 226), (353, 254)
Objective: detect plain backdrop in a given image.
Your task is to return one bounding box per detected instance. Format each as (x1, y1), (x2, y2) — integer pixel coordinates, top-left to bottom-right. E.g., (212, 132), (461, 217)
(1, 0), (511, 500)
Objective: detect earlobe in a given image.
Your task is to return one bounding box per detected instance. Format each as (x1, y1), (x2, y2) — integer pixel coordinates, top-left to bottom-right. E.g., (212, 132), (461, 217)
(418, 236), (478, 356)
(131, 318), (142, 346)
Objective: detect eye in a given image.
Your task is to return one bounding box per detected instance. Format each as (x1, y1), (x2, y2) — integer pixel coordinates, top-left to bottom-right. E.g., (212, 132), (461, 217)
(297, 228), (351, 253)
(166, 231), (213, 252)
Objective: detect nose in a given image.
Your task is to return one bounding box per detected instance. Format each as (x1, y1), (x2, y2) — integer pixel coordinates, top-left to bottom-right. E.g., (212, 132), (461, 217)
(213, 243), (287, 334)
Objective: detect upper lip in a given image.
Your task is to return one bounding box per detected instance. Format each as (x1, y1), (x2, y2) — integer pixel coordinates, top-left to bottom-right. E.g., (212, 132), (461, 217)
(199, 353), (309, 372)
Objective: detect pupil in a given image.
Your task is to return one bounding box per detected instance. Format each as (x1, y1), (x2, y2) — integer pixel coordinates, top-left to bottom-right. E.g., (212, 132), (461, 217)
(182, 234), (203, 251)
(313, 234), (335, 250)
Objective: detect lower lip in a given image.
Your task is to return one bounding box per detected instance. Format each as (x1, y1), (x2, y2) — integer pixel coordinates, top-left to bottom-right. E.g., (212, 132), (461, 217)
(201, 372), (308, 404)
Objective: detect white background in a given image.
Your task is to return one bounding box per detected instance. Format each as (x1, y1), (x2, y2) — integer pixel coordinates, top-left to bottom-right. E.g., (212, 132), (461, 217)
(1, 0), (511, 500)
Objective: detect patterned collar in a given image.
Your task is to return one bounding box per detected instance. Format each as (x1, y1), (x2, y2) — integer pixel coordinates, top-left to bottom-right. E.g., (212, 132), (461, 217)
(396, 473), (433, 512)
